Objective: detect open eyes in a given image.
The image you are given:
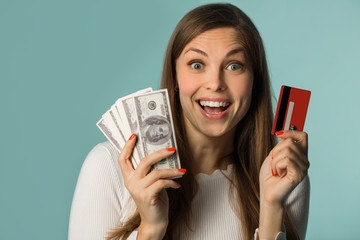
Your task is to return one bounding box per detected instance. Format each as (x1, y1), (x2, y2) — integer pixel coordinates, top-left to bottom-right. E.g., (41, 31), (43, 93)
(226, 63), (243, 71)
(189, 61), (244, 71)
(190, 62), (204, 70)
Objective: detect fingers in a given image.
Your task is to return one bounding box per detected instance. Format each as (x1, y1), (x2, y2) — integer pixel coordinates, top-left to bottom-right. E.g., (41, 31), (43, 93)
(271, 149), (308, 179)
(118, 133), (137, 175)
(270, 131), (310, 179)
(118, 133), (184, 191)
(142, 168), (186, 188)
(135, 148), (177, 178)
(126, 154), (184, 209)
(147, 179), (181, 198)
(272, 138), (303, 163)
(134, 179), (181, 207)
(275, 130), (308, 150)
(275, 155), (307, 179)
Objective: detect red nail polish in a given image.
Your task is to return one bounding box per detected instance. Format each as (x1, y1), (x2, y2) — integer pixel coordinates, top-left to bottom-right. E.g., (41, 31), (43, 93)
(178, 168), (186, 173)
(277, 172), (281, 177)
(167, 147), (176, 152)
(128, 133), (136, 141)
(176, 183), (181, 188)
(275, 131), (284, 136)
(271, 169), (275, 176)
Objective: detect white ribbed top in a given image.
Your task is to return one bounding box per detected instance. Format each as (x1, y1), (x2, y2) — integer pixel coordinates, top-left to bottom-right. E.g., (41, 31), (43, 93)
(68, 142), (310, 240)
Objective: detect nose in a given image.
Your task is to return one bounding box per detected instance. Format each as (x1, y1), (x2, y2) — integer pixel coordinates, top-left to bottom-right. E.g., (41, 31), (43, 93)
(204, 68), (226, 91)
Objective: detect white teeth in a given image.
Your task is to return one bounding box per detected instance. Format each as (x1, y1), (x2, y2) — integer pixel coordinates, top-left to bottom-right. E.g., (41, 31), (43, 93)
(199, 100), (230, 107)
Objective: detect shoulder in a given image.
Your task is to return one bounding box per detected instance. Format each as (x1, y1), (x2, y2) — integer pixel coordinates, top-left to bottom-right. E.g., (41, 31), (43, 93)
(69, 142), (133, 239)
(83, 141), (120, 171)
(80, 142), (122, 180)
(76, 142), (128, 202)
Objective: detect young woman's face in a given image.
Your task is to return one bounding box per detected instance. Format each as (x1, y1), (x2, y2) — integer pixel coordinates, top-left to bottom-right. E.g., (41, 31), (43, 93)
(176, 27), (253, 138)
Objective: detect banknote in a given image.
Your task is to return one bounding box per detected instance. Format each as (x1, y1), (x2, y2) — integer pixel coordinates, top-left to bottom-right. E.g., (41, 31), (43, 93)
(133, 89), (181, 170)
(109, 106), (141, 166)
(99, 110), (139, 168)
(96, 118), (121, 151)
(97, 87), (180, 171)
(117, 88), (152, 160)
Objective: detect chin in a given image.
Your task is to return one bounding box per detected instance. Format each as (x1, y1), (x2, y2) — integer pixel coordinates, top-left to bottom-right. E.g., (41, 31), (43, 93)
(200, 126), (232, 138)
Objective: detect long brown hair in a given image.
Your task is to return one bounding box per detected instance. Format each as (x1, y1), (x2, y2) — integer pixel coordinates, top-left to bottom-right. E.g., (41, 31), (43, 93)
(108, 3), (299, 240)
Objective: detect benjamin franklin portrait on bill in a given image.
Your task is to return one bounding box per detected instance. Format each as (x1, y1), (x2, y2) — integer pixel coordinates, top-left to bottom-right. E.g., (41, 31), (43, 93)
(141, 115), (171, 145)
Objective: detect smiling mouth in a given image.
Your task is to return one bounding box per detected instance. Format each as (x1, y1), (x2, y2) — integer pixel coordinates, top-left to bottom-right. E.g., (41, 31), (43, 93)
(198, 100), (231, 114)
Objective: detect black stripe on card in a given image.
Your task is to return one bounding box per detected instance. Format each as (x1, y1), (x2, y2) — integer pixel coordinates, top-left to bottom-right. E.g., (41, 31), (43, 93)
(275, 86), (291, 132)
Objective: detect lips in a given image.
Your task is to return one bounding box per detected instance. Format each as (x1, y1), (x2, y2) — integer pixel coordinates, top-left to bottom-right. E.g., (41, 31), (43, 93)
(197, 98), (232, 119)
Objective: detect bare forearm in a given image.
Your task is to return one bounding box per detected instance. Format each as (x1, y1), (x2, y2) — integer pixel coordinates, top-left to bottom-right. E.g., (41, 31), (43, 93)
(258, 202), (284, 239)
(137, 222), (167, 240)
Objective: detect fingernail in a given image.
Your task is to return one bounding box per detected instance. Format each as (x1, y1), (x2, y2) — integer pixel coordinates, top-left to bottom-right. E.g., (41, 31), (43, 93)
(275, 131), (284, 136)
(178, 168), (186, 173)
(277, 172), (281, 177)
(128, 133), (136, 141)
(167, 147), (176, 152)
(271, 169), (275, 176)
(176, 183), (181, 188)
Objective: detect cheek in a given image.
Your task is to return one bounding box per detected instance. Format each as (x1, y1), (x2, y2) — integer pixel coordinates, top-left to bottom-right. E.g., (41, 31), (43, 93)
(176, 67), (198, 98)
(231, 75), (253, 113)
(231, 74), (253, 98)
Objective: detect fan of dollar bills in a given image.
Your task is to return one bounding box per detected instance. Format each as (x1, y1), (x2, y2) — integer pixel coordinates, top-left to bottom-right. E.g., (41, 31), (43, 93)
(97, 88), (181, 170)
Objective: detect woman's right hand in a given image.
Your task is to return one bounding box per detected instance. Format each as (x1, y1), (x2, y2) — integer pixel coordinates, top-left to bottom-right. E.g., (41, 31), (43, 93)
(117, 133), (186, 239)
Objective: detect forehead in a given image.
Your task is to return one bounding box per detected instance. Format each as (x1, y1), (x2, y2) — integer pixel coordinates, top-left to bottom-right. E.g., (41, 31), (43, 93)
(185, 27), (242, 49)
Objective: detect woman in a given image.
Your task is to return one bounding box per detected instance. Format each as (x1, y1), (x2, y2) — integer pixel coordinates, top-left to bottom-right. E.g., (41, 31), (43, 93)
(69, 3), (310, 240)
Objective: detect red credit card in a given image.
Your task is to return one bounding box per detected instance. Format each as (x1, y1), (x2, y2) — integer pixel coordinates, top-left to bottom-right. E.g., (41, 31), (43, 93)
(272, 85), (311, 135)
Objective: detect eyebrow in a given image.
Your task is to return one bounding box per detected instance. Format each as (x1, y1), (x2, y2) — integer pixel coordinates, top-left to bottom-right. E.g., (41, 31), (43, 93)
(184, 47), (244, 58)
(184, 47), (208, 57)
(225, 47), (245, 58)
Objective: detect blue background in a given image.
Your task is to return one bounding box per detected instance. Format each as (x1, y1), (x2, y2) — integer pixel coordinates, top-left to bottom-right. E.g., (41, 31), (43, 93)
(1, 1), (359, 239)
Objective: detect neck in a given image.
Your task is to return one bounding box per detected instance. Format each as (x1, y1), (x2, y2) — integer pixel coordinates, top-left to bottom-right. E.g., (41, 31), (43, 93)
(184, 122), (236, 175)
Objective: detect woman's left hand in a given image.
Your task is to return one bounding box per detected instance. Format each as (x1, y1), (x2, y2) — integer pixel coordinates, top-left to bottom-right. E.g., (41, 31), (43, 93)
(259, 130), (310, 207)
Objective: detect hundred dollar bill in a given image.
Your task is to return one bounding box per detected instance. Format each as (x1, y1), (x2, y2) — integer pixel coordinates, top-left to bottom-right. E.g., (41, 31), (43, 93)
(109, 106), (140, 166)
(98, 110), (139, 168)
(117, 87), (152, 160)
(133, 89), (181, 170)
(96, 118), (121, 151)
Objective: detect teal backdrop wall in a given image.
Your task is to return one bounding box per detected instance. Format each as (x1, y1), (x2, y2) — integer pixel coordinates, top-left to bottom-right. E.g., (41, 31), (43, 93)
(1, 0), (359, 239)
